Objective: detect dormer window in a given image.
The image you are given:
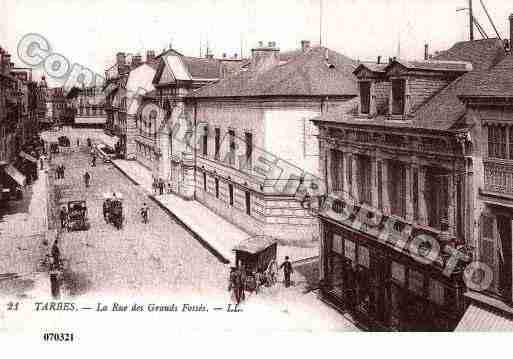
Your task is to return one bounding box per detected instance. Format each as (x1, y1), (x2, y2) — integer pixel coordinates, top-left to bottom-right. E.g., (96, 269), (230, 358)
(359, 81), (371, 115)
(391, 79), (405, 115)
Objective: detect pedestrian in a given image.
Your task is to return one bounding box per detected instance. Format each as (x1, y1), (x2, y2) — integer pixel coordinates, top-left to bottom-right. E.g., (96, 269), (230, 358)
(59, 206), (68, 228)
(103, 198), (111, 223)
(51, 239), (61, 267)
(140, 202), (149, 223)
(61, 164), (66, 179)
(159, 178), (164, 195)
(280, 256), (294, 288)
(55, 165), (60, 179)
(91, 155), (96, 167)
(152, 178), (157, 194)
(77, 138), (80, 147)
(40, 157), (44, 170)
(167, 183), (171, 194)
(84, 171), (91, 188)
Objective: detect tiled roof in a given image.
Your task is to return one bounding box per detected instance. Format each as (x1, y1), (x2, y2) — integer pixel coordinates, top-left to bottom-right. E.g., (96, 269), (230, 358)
(188, 46), (358, 98)
(411, 38), (506, 129)
(182, 57), (221, 79)
(458, 54), (513, 98)
(315, 38), (506, 130)
(432, 38), (506, 71)
(356, 62), (387, 73)
(391, 59), (473, 72)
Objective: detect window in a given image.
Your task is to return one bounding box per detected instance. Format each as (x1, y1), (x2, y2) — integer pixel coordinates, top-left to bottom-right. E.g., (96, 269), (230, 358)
(330, 150), (344, 193)
(229, 183), (234, 206)
(245, 191), (251, 215)
(202, 126), (208, 156)
(488, 126), (507, 159)
(228, 130), (235, 166)
(215, 178), (219, 199)
(357, 155), (372, 205)
(408, 270), (424, 296)
(360, 81), (371, 114)
(388, 161), (406, 218)
(425, 167), (449, 230)
(391, 79), (406, 115)
(245, 132), (253, 168)
(214, 128), (220, 160)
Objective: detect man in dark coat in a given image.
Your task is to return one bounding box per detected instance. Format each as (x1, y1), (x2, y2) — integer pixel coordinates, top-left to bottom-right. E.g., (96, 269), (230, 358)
(59, 206), (68, 228)
(84, 172), (91, 187)
(51, 239), (61, 268)
(280, 256), (294, 288)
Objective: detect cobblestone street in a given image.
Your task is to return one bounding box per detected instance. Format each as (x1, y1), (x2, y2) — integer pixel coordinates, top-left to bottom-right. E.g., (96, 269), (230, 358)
(51, 145), (228, 299)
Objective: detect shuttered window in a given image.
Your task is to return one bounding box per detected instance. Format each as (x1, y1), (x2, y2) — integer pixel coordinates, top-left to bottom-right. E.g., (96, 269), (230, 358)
(480, 214), (499, 293)
(488, 126), (507, 159)
(391, 79), (405, 115)
(357, 155), (372, 205)
(360, 81), (371, 114)
(389, 161), (406, 218)
(330, 150), (344, 193)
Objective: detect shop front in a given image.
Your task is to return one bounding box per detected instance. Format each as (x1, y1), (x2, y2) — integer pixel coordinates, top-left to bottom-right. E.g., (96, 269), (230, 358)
(0, 162), (26, 201)
(320, 218), (466, 331)
(19, 151), (38, 182)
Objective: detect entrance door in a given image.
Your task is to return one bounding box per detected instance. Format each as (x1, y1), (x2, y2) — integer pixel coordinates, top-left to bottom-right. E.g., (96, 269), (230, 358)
(496, 215), (512, 301)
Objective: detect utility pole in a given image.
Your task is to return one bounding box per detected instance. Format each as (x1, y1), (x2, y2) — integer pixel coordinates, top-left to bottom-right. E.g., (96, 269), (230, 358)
(319, 0), (323, 46)
(469, 0), (474, 41)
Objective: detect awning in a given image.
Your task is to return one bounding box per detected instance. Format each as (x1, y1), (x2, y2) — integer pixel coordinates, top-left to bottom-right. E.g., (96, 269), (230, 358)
(19, 151), (38, 163)
(74, 116), (106, 124)
(4, 165), (27, 187)
(455, 304), (513, 331)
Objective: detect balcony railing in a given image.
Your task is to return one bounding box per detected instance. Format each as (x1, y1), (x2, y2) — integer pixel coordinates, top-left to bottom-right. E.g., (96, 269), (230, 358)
(484, 159), (513, 196)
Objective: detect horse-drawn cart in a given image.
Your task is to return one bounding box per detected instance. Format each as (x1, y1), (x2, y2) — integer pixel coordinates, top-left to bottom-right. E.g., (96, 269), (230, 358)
(103, 192), (124, 230)
(231, 236), (278, 298)
(66, 200), (89, 231)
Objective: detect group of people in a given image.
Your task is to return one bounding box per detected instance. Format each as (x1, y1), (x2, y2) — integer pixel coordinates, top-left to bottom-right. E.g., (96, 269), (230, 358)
(228, 256), (294, 304)
(152, 178), (171, 195)
(55, 164), (66, 179)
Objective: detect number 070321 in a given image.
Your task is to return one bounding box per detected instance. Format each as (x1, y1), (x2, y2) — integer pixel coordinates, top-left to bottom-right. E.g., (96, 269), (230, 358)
(43, 333), (74, 342)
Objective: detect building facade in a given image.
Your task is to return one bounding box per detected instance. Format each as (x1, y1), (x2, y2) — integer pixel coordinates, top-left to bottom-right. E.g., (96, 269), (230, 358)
(185, 41), (358, 242)
(314, 37), (508, 330)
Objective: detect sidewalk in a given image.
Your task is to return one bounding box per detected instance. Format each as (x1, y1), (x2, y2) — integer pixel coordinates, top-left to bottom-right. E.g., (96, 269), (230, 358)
(113, 159), (244, 264)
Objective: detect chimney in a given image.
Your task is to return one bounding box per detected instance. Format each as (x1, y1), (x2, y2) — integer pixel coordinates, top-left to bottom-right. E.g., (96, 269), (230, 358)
(509, 14), (513, 50)
(250, 41), (280, 73)
(222, 53), (227, 58)
(205, 53), (214, 59)
(301, 40), (311, 52)
(424, 43), (429, 60)
(146, 50), (155, 63)
(116, 52), (126, 66)
(233, 53), (238, 59)
(377, 56), (381, 64)
(132, 53), (142, 68)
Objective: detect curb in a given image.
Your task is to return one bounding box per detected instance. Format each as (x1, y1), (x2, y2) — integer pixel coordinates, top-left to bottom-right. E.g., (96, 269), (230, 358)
(111, 160), (231, 265)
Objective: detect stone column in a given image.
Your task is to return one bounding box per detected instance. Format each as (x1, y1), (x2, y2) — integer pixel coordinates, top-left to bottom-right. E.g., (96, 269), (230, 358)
(448, 173), (456, 235)
(371, 156), (379, 209)
(381, 159), (390, 215)
(342, 151), (350, 200)
(405, 164), (414, 221)
(418, 166), (428, 226)
(351, 153), (359, 203)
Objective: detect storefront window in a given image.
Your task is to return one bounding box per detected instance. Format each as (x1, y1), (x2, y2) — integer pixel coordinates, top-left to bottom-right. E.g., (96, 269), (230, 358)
(408, 270), (425, 297)
(428, 279), (445, 306)
(329, 234), (344, 298)
(344, 240), (356, 262)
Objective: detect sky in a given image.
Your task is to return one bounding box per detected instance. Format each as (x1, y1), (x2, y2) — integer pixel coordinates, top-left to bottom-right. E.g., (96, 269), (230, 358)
(1, 0), (512, 87)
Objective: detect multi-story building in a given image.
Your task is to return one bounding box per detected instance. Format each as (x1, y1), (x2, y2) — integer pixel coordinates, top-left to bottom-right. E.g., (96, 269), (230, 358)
(454, 16), (513, 330)
(1, 46), (41, 200)
(313, 37), (508, 331)
(67, 85), (106, 128)
(46, 87), (66, 127)
(150, 48), (238, 195)
(183, 40), (358, 242)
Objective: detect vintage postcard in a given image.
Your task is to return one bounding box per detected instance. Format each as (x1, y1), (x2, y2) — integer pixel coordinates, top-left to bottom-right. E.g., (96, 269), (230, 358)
(1, 0), (513, 352)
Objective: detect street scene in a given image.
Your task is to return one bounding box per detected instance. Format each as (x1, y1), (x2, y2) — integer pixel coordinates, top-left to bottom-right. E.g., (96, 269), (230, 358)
(2, 0), (513, 338)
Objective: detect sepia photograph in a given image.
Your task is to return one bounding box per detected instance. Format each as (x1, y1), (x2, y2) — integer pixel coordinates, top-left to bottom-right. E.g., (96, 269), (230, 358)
(1, 0), (513, 352)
